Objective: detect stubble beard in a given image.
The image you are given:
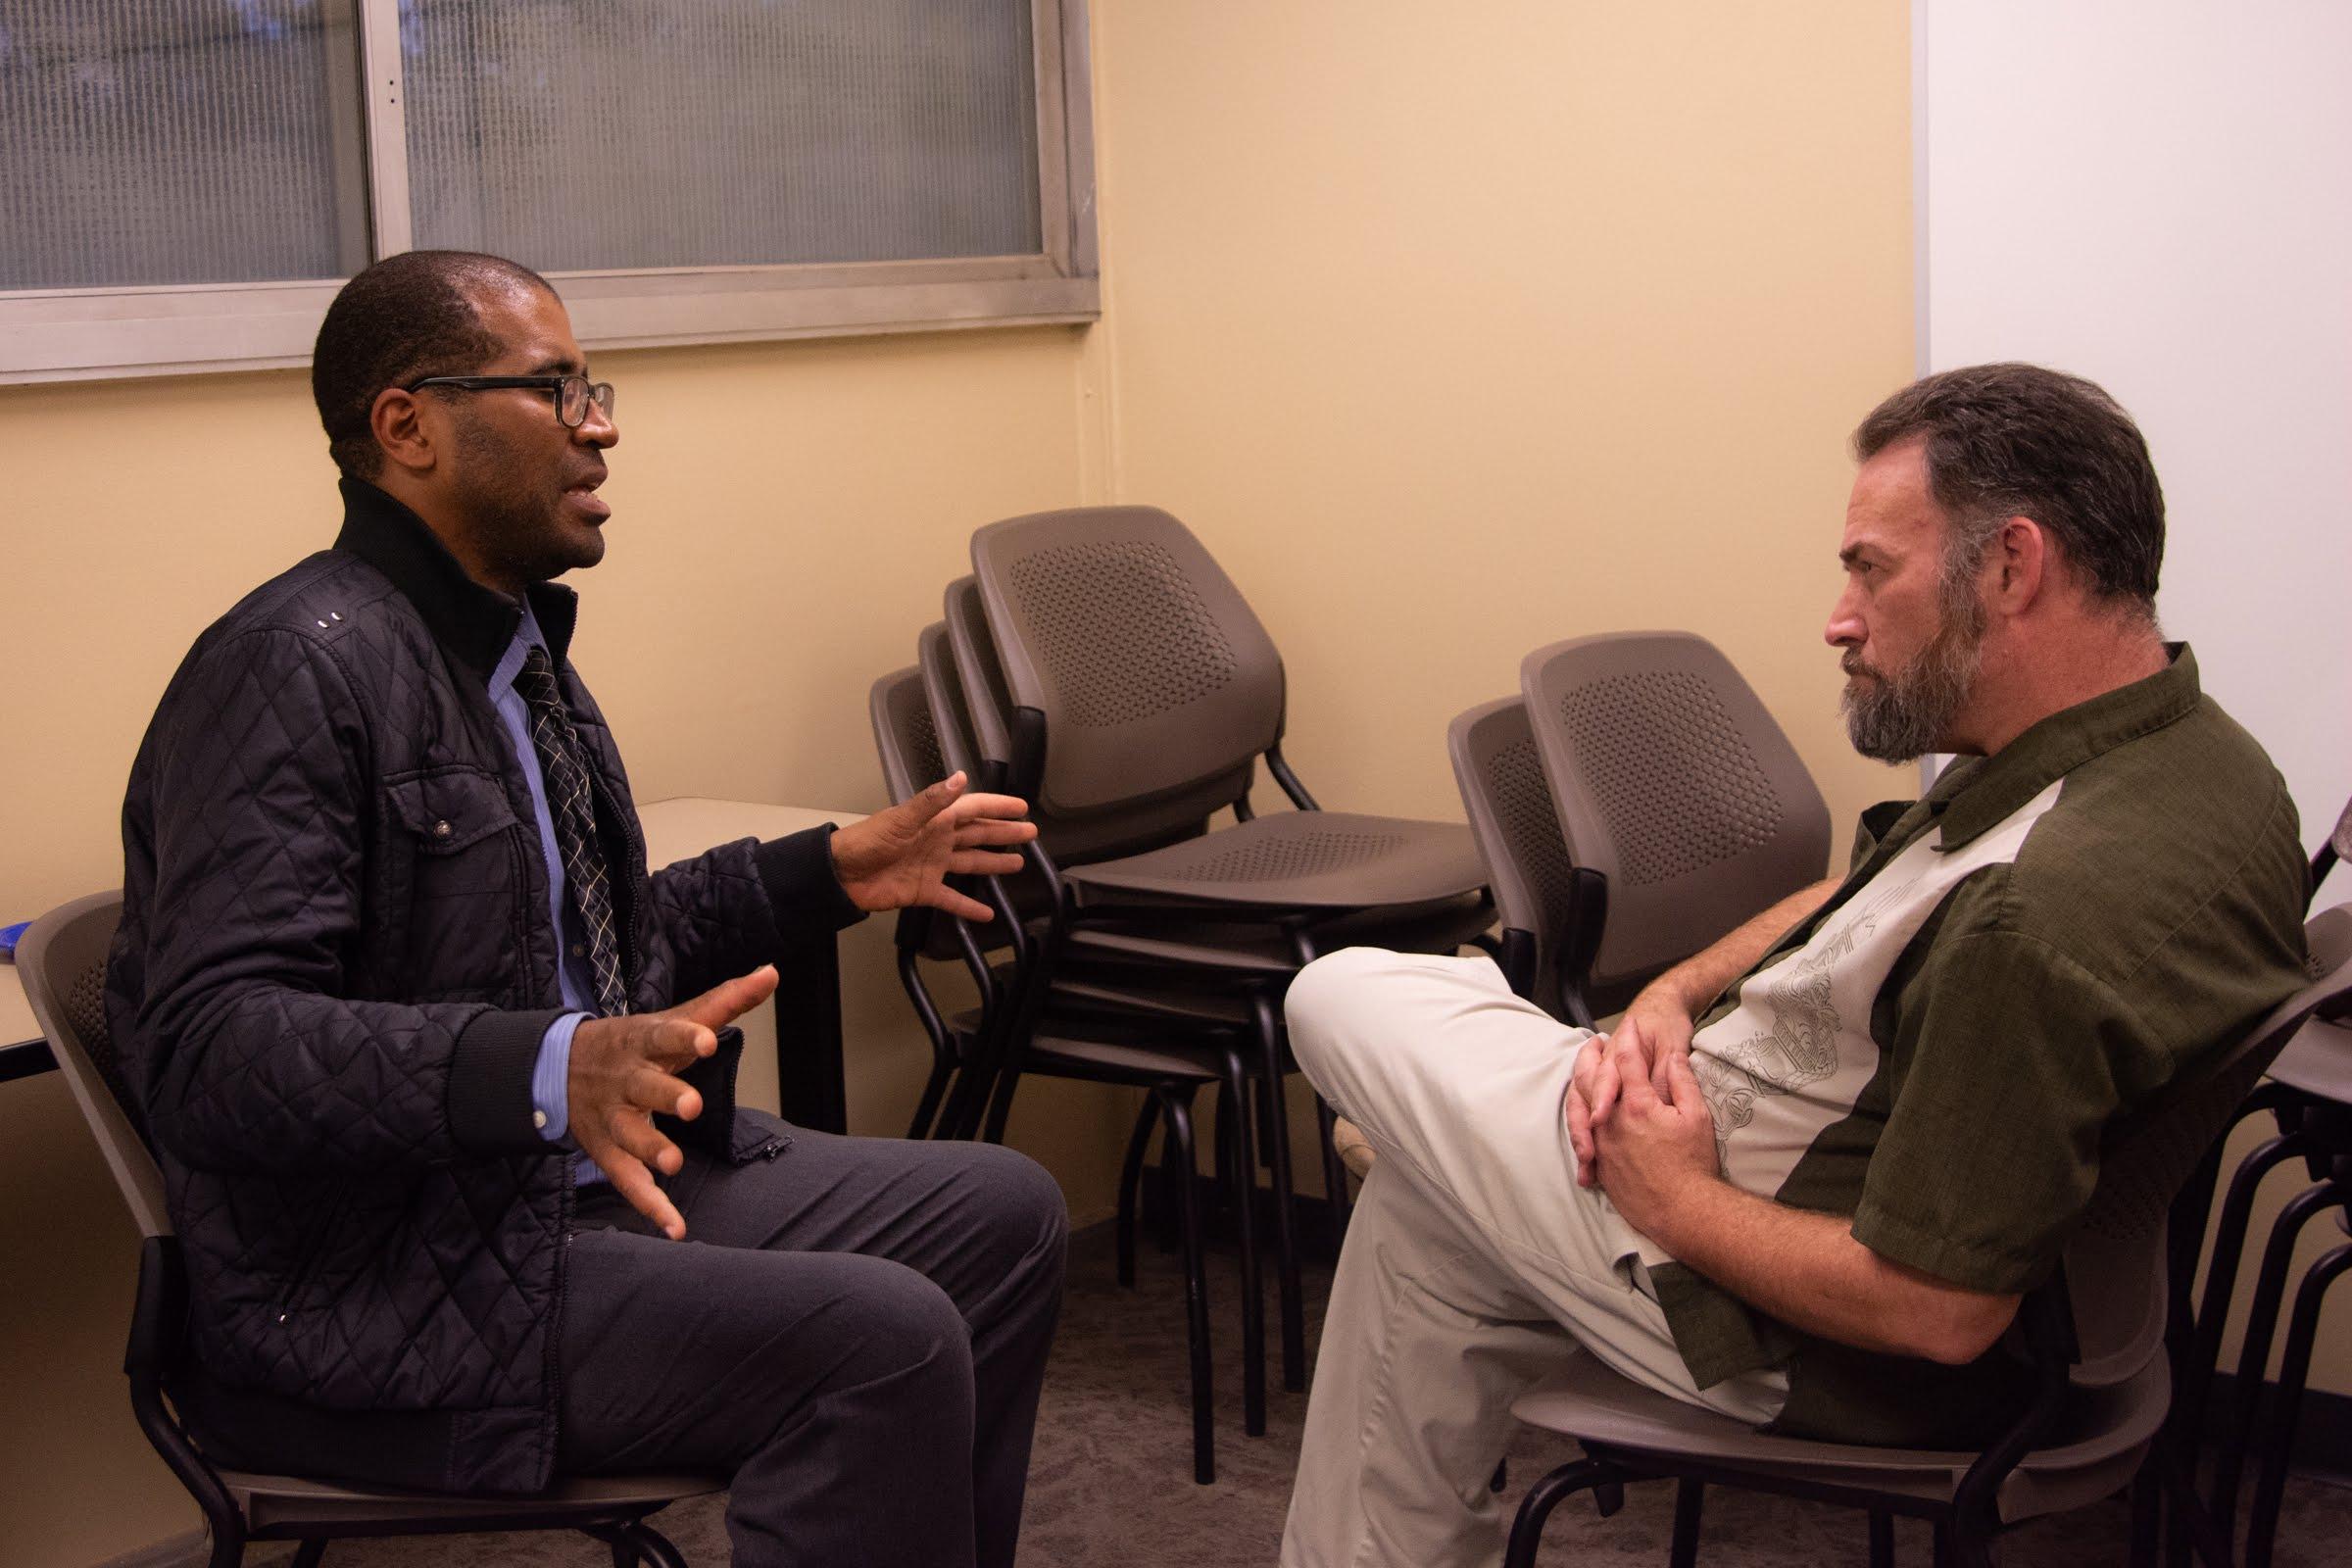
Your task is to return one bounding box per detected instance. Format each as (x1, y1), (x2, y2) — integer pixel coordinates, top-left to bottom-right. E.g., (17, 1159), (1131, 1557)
(1840, 585), (1986, 763)
(449, 407), (605, 586)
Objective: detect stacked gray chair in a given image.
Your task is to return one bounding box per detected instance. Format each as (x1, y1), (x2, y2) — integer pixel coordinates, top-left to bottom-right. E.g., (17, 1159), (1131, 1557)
(870, 662), (1263, 1483)
(1519, 631), (1833, 1027)
(1446, 694), (1591, 1020)
(952, 511), (1494, 1386)
(19, 892), (714, 1568)
(1500, 902), (2352, 1568)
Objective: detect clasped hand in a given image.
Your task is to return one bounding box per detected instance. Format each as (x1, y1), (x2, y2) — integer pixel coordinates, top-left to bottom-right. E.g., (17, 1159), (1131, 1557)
(1565, 996), (1720, 1238)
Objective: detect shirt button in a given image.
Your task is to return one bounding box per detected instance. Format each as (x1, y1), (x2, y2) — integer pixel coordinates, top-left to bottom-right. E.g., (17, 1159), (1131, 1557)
(432, 820), (453, 839)
(570, 943), (586, 957)
(532, 1110), (548, 1130)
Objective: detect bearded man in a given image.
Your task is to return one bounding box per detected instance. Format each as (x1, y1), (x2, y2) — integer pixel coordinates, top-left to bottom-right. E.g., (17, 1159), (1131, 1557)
(1276, 363), (2311, 1568)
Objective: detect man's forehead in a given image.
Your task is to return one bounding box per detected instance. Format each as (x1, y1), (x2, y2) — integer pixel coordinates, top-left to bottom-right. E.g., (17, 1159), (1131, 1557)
(471, 280), (584, 371)
(1842, 441), (1942, 554)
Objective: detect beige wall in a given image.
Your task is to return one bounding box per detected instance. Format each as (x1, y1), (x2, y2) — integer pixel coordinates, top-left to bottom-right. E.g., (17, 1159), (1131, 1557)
(1086, 2), (1916, 845)
(18, 5), (2322, 1565)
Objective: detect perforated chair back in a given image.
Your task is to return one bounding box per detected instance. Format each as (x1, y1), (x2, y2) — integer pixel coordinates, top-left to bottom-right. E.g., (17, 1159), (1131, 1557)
(943, 576), (1016, 781)
(2061, 901), (2352, 1385)
(1521, 632), (1832, 1004)
(17, 892), (169, 1239)
(871, 661), (948, 808)
(969, 506), (1278, 822)
(1447, 696), (1584, 1018)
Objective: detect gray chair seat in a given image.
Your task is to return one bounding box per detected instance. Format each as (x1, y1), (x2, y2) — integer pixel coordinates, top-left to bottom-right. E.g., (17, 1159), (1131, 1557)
(228, 1470), (722, 1536)
(2266, 1013), (2352, 1101)
(1060, 895), (1495, 976)
(1511, 1351), (2165, 1523)
(1061, 810), (1486, 910)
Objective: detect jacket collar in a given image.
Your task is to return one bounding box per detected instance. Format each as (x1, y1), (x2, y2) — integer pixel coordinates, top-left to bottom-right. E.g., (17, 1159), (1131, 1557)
(1928, 643), (2202, 852)
(332, 477), (579, 679)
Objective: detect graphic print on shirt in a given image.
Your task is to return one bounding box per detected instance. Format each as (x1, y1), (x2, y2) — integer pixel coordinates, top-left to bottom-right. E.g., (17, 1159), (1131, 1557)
(1609, 778), (2069, 1275)
(1690, 877), (1903, 1154)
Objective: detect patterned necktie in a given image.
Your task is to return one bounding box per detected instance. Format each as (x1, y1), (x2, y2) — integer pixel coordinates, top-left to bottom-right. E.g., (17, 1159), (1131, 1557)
(513, 646), (630, 1016)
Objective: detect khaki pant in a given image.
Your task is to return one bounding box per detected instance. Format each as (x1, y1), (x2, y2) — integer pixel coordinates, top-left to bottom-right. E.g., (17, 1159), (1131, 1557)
(1279, 949), (1786, 1568)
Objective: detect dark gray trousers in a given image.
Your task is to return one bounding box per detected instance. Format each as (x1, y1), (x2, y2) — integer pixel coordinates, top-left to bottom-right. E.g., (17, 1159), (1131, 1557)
(559, 1111), (1068, 1568)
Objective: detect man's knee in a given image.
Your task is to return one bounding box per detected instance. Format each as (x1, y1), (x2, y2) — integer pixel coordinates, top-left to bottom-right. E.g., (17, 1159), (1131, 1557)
(1285, 946), (1406, 1092)
(823, 1258), (978, 1406)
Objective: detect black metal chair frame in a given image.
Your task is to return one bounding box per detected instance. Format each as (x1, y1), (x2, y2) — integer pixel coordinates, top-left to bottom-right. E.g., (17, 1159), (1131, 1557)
(2158, 832), (2352, 1568)
(888, 886), (1267, 1483)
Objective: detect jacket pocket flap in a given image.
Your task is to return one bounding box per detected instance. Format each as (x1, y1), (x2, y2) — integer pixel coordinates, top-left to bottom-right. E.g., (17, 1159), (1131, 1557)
(384, 767), (520, 855)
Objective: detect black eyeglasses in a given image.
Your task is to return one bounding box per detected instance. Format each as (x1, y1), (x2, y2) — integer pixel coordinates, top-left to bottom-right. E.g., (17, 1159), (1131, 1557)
(405, 373), (616, 428)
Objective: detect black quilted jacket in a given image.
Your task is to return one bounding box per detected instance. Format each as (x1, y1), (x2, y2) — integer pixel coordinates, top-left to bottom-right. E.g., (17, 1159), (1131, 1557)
(106, 479), (859, 1494)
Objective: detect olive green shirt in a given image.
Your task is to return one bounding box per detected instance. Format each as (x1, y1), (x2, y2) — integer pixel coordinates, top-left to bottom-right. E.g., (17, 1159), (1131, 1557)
(1648, 646), (2309, 1446)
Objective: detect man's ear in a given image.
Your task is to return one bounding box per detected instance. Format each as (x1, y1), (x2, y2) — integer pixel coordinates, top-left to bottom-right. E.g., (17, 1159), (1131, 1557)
(1989, 515), (2049, 614)
(368, 386), (437, 477)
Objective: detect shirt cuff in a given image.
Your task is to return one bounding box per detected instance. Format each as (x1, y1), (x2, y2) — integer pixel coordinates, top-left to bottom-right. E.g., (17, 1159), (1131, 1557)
(530, 1011), (591, 1144)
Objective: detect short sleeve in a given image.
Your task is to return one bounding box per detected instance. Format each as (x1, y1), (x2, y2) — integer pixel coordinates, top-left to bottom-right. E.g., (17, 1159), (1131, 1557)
(1849, 927), (2158, 1294)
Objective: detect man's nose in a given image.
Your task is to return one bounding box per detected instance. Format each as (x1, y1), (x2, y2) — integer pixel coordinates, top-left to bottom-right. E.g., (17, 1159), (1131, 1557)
(576, 401), (618, 449)
(1824, 587), (1864, 649)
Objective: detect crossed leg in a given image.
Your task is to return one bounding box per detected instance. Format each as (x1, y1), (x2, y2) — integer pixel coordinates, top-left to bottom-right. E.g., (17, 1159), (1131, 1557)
(1277, 948), (1785, 1568)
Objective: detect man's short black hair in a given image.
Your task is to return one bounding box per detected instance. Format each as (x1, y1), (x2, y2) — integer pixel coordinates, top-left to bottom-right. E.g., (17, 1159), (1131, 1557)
(312, 250), (556, 481)
(1853, 363), (2165, 613)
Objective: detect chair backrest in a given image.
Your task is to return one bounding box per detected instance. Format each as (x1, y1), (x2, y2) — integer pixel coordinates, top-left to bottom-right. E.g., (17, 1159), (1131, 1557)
(17, 891), (171, 1240)
(2058, 902), (2352, 1386)
(870, 661), (948, 808)
(873, 655), (998, 968)
(943, 576), (1017, 782)
(1446, 695), (1585, 1019)
(969, 506), (1279, 820)
(1520, 632), (1832, 1001)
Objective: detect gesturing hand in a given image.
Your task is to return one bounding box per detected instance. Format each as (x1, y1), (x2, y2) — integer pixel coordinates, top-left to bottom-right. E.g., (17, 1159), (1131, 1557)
(1564, 984), (1694, 1188)
(830, 771), (1037, 922)
(1592, 1034), (1721, 1244)
(568, 965), (780, 1240)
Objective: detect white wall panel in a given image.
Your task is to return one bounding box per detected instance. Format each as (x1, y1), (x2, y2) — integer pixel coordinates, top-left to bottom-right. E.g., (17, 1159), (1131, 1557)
(1922, 0), (2351, 854)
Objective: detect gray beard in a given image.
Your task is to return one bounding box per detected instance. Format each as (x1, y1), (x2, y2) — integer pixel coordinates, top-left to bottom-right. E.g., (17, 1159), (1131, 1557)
(1840, 605), (1984, 763)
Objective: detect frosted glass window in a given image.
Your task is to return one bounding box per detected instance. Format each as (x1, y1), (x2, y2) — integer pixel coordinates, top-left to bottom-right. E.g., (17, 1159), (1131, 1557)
(0, 1), (368, 289)
(401, 0), (1043, 271)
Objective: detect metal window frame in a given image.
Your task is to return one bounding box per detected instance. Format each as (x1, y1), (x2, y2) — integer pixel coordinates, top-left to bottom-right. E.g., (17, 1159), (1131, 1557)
(0, 0), (1099, 385)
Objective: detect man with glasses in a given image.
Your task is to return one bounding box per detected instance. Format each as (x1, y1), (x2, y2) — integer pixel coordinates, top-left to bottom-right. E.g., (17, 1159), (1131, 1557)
(107, 250), (1066, 1568)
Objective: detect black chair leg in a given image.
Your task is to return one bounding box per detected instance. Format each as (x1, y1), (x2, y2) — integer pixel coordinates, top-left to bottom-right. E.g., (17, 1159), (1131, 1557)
(1503, 1457), (1614, 1568)
(629, 1522), (690, 1568)
(2214, 1180), (2338, 1526)
(289, 1542), (328, 1568)
(1668, 1478), (1705, 1568)
(606, 1537), (638, 1568)
(1161, 1087), (1216, 1484)
(1869, 1508), (1896, 1568)
(1218, 1053), (1268, 1438)
(2127, 1459), (2160, 1567)
(2245, 1237), (2352, 1568)
(2183, 1130), (2310, 1434)
(1116, 1097), (1157, 1289)
(1250, 995), (1307, 1392)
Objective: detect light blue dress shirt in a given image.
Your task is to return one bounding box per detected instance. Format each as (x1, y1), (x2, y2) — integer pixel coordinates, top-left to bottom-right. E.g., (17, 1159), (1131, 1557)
(488, 604), (603, 1183)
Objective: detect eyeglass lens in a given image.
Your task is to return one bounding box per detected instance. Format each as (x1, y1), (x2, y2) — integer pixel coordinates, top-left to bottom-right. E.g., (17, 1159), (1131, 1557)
(558, 377), (615, 426)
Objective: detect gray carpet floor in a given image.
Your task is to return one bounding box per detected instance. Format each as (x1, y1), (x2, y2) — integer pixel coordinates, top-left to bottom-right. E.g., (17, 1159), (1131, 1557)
(262, 1218), (2349, 1566)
